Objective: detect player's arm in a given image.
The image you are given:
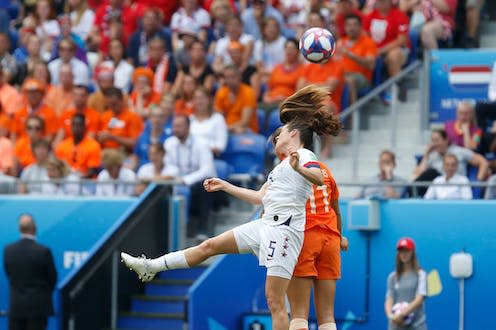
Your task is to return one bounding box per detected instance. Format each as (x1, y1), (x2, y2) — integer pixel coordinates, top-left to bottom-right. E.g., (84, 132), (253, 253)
(331, 199), (348, 251)
(289, 148), (323, 186)
(204, 179), (267, 205)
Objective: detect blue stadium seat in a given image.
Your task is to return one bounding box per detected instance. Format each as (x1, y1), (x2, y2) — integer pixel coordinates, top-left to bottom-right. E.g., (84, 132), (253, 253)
(267, 109), (282, 138)
(466, 165), (484, 199)
(214, 159), (233, 180)
(257, 109), (267, 137)
(341, 83), (350, 110)
(220, 133), (266, 176)
(408, 29), (421, 64)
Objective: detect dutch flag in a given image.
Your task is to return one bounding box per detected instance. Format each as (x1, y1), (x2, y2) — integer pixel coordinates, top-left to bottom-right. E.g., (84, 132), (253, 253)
(448, 65), (492, 90)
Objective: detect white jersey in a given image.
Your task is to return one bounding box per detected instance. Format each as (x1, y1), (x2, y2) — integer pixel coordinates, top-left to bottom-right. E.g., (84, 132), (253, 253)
(262, 148), (320, 231)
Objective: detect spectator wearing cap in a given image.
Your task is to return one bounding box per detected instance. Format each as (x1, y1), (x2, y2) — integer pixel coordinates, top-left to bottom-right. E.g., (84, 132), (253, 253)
(98, 87), (144, 152)
(127, 7), (171, 67)
(212, 15), (255, 75)
(14, 116), (46, 171)
(11, 79), (58, 142)
(174, 40), (215, 94)
(48, 38), (90, 86)
(44, 63), (75, 117)
(170, 0), (211, 53)
(95, 148), (137, 197)
(0, 64), (22, 116)
(55, 84), (101, 144)
(385, 237), (427, 329)
(146, 36), (177, 95)
(55, 113), (102, 178)
(241, 0), (284, 41)
(101, 38), (134, 93)
(214, 64), (258, 134)
(88, 64), (128, 113)
(226, 40), (261, 99)
(174, 24), (200, 69)
(0, 32), (17, 83)
(129, 67), (162, 120)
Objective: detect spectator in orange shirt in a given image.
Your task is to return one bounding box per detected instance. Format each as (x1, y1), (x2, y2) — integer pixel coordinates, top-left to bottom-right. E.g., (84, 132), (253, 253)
(55, 114), (102, 178)
(129, 67), (162, 120)
(174, 74), (197, 116)
(263, 38), (303, 108)
(88, 64), (129, 113)
(98, 87), (144, 152)
(44, 63), (75, 117)
(11, 79), (58, 142)
(337, 13), (378, 104)
(0, 103), (14, 175)
(214, 65), (258, 134)
(14, 116), (46, 171)
(56, 85), (101, 144)
(0, 66), (23, 116)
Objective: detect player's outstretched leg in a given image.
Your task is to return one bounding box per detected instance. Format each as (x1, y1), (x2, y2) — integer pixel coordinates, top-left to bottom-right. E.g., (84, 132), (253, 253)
(121, 230), (239, 282)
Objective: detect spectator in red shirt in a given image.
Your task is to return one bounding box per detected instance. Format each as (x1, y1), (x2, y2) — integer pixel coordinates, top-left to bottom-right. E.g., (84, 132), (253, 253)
(334, 0), (363, 37)
(363, 0), (409, 78)
(419, 0), (457, 50)
(94, 0), (141, 48)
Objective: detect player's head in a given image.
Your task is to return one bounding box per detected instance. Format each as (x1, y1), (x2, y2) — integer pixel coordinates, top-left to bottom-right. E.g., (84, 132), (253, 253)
(278, 85), (341, 149)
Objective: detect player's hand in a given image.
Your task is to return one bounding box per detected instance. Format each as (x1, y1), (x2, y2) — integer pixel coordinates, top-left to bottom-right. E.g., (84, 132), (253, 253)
(203, 178), (225, 192)
(288, 146), (299, 170)
(392, 313), (404, 326)
(340, 236), (349, 251)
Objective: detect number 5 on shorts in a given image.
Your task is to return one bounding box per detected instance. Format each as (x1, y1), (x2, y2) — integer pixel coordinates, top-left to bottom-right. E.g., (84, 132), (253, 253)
(268, 240), (277, 258)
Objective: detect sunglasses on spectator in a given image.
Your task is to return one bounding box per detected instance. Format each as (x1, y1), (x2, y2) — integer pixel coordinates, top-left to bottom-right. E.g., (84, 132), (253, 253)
(27, 125), (42, 131)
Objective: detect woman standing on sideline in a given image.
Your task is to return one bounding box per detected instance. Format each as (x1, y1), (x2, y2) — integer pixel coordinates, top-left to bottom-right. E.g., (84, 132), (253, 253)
(121, 85), (342, 330)
(385, 237), (428, 330)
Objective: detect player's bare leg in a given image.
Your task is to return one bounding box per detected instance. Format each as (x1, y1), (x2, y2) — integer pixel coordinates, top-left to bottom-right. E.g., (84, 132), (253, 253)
(313, 279), (337, 329)
(287, 276), (312, 330)
(266, 275), (291, 330)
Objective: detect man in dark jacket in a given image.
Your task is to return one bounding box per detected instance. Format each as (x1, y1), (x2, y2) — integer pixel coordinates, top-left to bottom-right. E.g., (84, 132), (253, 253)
(3, 214), (57, 330)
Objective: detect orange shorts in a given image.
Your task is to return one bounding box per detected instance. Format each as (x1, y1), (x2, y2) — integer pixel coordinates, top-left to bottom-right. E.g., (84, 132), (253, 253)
(293, 225), (341, 280)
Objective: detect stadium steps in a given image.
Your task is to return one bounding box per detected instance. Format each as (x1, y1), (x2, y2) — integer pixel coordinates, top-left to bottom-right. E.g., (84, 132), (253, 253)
(117, 267), (206, 330)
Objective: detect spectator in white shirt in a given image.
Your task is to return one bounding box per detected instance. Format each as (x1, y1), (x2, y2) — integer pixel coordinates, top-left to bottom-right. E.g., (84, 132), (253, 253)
(18, 139), (50, 194)
(96, 148), (136, 197)
(424, 154), (473, 200)
(136, 143), (178, 195)
(42, 157), (83, 195)
(48, 38), (90, 86)
(164, 115), (216, 237)
(67, 0), (95, 41)
(190, 88), (228, 157)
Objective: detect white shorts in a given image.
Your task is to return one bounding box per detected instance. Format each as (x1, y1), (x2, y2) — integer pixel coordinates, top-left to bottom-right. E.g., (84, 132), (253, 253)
(232, 218), (304, 279)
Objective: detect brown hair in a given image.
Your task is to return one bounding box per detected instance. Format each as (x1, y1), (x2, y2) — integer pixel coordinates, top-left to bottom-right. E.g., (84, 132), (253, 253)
(395, 249), (421, 279)
(279, 84), (342, 137)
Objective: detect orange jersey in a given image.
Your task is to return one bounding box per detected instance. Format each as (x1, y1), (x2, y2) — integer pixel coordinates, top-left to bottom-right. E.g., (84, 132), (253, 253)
(11, 104), (59, 138)
(301, 58), (344, 112)
(214, 83), (259, 133)
(305, 162), (340, 236)
(100, 108), (144, 149)
(59, 107), (101, 138)
(266, 63), (304, 100)
(337, 34), (378, 81)
(174, 98), (195, 116)
(14, 136), (35, 168)
(55, 135), (102, 176)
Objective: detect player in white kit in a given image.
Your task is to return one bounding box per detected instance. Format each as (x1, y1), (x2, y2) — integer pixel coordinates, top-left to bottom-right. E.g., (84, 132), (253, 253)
(121, 85), (342, 330)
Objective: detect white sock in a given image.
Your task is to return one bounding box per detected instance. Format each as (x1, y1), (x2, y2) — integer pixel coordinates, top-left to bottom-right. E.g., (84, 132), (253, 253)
(319, 322), (337, 330)
(289, 318), (308, 330)
(149, 251), (189, 272)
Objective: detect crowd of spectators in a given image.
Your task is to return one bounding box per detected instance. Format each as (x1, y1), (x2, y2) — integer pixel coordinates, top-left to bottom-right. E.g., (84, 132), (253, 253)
(0, 0), (491, 201)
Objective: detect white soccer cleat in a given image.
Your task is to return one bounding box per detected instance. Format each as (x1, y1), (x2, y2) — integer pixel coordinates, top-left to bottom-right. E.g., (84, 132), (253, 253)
(120, 252), (156, 282)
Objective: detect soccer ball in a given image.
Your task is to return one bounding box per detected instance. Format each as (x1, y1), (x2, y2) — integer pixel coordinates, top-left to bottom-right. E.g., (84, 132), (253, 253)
(299, 27), (336, 64)
(391, 302), (414, 325)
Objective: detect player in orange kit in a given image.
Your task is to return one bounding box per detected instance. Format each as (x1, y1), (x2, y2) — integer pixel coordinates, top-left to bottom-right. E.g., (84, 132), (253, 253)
(272, 127), (348, 330)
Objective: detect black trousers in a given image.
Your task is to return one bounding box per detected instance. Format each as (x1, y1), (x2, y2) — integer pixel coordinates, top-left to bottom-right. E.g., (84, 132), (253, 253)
(188, 181), (212, 236)
(475, 102), (496, 154)
(9, 317), (48, 330)
(410, 168), (442, 197)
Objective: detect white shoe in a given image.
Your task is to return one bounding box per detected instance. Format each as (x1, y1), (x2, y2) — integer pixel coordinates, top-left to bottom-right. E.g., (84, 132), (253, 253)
(120, 252), (156, 282)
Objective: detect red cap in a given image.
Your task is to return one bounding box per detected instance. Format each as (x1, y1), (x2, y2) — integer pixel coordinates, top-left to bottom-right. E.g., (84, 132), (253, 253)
(396, 237), (415, 251)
